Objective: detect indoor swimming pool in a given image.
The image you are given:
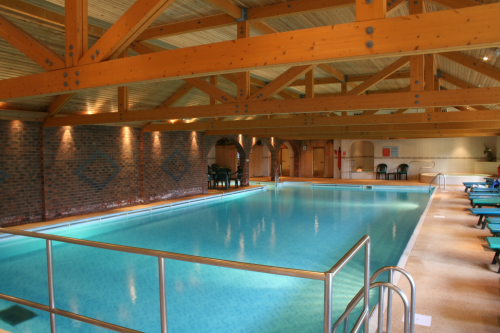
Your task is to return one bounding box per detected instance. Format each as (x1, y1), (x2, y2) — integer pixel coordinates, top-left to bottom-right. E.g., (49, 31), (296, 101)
(0, 186), (432, 333)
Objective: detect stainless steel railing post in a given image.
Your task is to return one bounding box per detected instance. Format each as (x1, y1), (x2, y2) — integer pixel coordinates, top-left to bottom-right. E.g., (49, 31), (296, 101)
(324, 272), (333, 333)
(158, 257), (168, 333)
(363, 238), (370, 333)
(386, 269), (393, 333)
(378, 286), (384, 333)
(46, 239), (57, 333)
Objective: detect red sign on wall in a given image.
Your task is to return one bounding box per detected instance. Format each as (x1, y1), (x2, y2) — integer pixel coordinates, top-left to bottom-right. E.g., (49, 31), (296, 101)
(230, 153), (233, 157)
(326, 151), (330, 156)
(343, 151), (346, 156)
(382, 147), (390, 157)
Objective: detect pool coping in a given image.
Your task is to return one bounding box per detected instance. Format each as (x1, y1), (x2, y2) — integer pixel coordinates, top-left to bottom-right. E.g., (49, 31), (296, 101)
(368, 182), (437, 332)
(0, 186), (268, 240)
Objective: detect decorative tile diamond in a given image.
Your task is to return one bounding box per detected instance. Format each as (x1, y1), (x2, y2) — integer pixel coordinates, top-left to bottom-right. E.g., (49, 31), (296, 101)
(161, 150), (191, 182)
(0, 305), (37, 326)
(74, 150), (121, 191)
(0, 171), (10, 185)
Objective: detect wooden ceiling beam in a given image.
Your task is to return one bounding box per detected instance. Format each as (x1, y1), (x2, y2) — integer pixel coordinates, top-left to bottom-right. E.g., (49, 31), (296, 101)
(141, 111), (500, 132)
(65, 0), (87, 67)
(0, 13), (65, 70)
(202, 0), (241, 19)
(427, 0), (482, 9)
(237, 21), (250, 102)
(204, 121), (500, 136)
(440, 52), (500, 83)
(248, 65), (316, 101)
(272, 132), (499, 140)
(4, 4), (500, 101)
(409, 0), (424, 93)
(43, 87), (500, 127)
(290, 72), (411, 86)
(386, 0), (407, 15)
(439, 71), (497, 110)
(220, 129), (494, 137)
(79, 0), (177, 65)
(317, 64), (346, 82)
(356, 0), (386, 22)
(48, 94), (75, 117)
(184, 77), (237, 104)
(347, 56), (410, 95)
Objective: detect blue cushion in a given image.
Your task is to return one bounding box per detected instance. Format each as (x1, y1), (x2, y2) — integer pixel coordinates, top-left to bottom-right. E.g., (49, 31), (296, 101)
(486, 237), (500, 249)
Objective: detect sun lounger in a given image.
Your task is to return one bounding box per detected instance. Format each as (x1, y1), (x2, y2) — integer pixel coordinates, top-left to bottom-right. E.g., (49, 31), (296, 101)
(470, 188), (499, 193)
(469, 208), (500, 229)
(471, 198), (500, 208)
(487, 223), (500, 236)
(463, 182), (488, 192)
(486, 237), (500, 273)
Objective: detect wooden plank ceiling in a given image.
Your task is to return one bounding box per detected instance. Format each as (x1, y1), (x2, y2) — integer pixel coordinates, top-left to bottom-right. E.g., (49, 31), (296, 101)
(0, 0), (499, 139)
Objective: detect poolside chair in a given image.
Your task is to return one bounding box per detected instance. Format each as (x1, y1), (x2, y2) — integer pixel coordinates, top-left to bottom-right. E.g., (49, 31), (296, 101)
(469, 208), (500, 229)
(214, 168), (229, 189)
(397, 164), (409, 181)
(376, 164), (388, 180)
(230, 168), (244, 189)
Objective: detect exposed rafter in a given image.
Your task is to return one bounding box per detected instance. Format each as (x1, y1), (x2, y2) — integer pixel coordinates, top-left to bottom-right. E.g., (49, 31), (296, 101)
(440, 52), (500, 83)
(202, 0), (241, 19)
(4, 4), (500, 101)
(184, 77), (237, 104)
(43, 87), (500, 127)
(0, 13), (65, 70)
(347, 56), (410, 95)
(79, 0), (177, 64)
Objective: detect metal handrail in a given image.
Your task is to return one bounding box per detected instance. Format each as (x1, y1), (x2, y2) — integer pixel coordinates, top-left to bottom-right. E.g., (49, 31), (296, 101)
(325, 236), (371, 333)
(332, 282), (411, 333)
(429, 173), (446, 192)
(409, 160), (435, 182)
(0, 227), (371, 333)
(332, 266), (415, 333)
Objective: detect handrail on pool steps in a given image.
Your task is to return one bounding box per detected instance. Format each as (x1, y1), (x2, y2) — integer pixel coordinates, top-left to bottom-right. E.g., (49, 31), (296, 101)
(0, 227), (412, 333)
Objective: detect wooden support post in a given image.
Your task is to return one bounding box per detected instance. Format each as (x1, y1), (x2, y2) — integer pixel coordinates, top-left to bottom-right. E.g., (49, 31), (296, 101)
(65, 0), (87, 67)
(410, 0), (424, 92)
(118, 49), (129, 112)
(356, 0), (386, 21)
(305, 69), (314, 98)
(434, 76), (440, 112)
(237, 20), (250, 102)
(210, 75), (218, 121)
(424, 54), (434, 113)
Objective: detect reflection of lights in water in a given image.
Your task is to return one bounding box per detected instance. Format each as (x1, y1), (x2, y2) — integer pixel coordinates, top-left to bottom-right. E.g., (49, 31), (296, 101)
(393, 221), (397, 240)
(262, 218), (266, 231)
(215, 220), (219, 234)
(253, 228), (257, 246)
(70, 299), (81, 328)
(224, 223), (231, 248)
(238, 233), (245, 260)
(314, 215), (319, 235)
(129, 275), (137, 305)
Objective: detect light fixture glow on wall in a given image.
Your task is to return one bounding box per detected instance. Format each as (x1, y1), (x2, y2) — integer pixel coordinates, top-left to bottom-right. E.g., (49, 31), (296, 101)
(483, 56), (489, 61)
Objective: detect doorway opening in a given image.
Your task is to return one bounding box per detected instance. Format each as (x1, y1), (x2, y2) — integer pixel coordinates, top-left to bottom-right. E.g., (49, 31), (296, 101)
(313, 148), (325, 177)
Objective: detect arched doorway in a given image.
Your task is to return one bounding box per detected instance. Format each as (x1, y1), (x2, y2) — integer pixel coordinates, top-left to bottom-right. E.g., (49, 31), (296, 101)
(350, 141), (375, 172)
(249, 139), (272, 178)
(207, 138), (241, 172)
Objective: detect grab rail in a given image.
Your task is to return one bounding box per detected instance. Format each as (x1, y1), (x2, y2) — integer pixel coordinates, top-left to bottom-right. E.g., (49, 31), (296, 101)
(409, 160), (435, 182)
(332, 266), (415, 333)
(0, 227), (371, 333)
(429, 173), (446, 192)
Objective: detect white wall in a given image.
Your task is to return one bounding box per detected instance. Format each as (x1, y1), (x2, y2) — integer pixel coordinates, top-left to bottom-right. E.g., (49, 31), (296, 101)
(340, 136), (498, 180)
(207, 146), (216, 167)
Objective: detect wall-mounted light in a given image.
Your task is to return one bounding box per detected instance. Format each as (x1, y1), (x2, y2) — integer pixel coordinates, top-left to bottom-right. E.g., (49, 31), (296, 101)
(483, 56), (489, 61)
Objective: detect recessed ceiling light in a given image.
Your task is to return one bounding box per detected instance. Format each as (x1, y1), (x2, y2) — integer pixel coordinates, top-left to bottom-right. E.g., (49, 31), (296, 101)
(483, 56), (489, 61)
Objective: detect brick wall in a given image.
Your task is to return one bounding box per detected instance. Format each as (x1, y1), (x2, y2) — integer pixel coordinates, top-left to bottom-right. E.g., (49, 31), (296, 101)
(0, 120), (43, 226)
(42, 126), (142, 220)
(142, 131), (204, 202)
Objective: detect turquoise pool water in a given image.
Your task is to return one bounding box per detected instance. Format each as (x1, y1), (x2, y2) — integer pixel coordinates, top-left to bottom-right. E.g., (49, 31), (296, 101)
(0, 186), (431, 332)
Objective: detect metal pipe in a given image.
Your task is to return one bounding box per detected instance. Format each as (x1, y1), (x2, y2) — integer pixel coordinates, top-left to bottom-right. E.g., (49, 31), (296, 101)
(351, 309), (368, 333)
(158, 257), (168, 333)
(328, 235), (370, 275)
(0, 228), (324, 281)
(386, 269), (393, 333)
(363, 238), (370, 333)
(46, 240), (57, 333)
(377, 286), (384, 333)
(343, 315), (349, 333)
(0, 293), (142, 333)
(324, 272), (333, 333)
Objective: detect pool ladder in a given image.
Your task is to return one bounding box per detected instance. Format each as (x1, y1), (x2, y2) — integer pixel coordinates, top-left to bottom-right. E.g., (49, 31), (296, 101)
(332, 266), (416, 333)
(429, 173), (446, 192)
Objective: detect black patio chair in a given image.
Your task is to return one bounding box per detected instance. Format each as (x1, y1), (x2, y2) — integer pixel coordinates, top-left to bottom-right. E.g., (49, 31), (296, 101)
(231, 168), (244, 188)
(214, 168), (229, 189)
(376, 164), (388, 180)
(397, 164), (409, 180)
